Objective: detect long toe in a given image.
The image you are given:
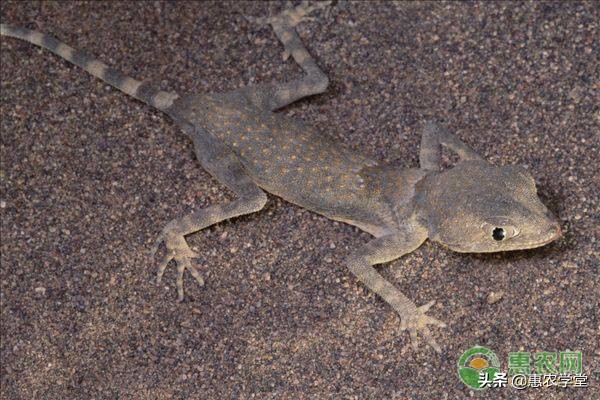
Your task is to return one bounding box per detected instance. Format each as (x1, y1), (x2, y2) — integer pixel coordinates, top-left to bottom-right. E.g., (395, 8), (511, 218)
(422, 328), (441, 353)
(176, 260), (186, 302)
(417, 300), (436, 313)
(156, 252), (173, 283)
(426, 315), (447, 328)
(188, 263), (205, 286)
(409, 329), (419, 350)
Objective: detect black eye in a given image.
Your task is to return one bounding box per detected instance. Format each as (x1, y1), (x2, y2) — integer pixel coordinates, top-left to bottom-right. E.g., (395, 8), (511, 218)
(492, 227), (506, 241)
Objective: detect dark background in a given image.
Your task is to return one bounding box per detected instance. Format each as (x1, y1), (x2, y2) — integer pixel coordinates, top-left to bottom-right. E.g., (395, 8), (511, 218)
(1, 1), (598, 399)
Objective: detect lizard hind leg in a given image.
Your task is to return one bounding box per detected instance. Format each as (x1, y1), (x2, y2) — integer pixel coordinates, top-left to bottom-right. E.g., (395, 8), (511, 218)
(151, 128), (267, 301)
(241, 1), (331, 111)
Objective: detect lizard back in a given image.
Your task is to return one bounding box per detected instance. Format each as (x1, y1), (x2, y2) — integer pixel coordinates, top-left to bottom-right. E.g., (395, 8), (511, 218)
(172, 93), (399, 233)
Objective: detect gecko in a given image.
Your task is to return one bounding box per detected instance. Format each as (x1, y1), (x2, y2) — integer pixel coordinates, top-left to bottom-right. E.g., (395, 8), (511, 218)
(0, 2), (562, 352)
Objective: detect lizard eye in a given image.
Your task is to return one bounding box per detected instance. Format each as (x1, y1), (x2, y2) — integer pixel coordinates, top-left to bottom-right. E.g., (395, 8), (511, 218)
(492, 227), (506, 241)
(482, 222), (519, 242)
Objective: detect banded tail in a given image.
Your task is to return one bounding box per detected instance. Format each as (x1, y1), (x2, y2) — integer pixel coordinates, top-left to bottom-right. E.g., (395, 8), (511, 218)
(0, 23), (178, 111)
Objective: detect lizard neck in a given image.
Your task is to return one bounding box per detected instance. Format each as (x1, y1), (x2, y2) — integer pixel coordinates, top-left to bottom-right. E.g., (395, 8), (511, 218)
(412, 171), (444, 239)
(381, 167), (430, 229)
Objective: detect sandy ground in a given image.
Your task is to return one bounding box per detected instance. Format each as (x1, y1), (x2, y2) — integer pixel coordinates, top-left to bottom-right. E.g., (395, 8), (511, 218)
(1, 1), (598, 399)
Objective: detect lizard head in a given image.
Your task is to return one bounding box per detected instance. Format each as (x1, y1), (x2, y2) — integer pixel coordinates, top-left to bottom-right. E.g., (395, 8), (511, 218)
(417, 160), (561, 253)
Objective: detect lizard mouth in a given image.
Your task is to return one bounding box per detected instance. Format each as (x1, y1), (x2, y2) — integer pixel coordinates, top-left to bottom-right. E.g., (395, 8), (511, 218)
(526, 223), (562, 248)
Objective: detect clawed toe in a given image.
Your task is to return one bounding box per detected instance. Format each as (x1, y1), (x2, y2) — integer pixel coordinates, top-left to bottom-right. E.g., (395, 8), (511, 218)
(420, 327), (441, 353)
(149, 234), (165, 258)
(151, 231), (204, 301)
(247, 0), (331, 29)
(417, 299), (436, 313)
(160, 254), (205, 302)
(400, 301), (446, 353)
(156, 251), (173, 283)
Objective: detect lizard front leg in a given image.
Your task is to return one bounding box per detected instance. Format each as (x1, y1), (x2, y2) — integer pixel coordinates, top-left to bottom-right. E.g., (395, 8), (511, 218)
(419, 120), (484, 172)
(152, 128), (267, 301)
(345, 225), (446, 352)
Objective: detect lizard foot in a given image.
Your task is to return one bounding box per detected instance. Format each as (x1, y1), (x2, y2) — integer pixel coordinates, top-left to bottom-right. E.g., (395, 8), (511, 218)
(151, 230), (204, 302)
(246, 1), (332, 28)
(399, 300), (446, 353)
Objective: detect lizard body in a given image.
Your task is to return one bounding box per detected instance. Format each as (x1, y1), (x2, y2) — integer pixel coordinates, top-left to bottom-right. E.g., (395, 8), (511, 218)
(173, 92), (403, 237)
(1, 2), (561, 352)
